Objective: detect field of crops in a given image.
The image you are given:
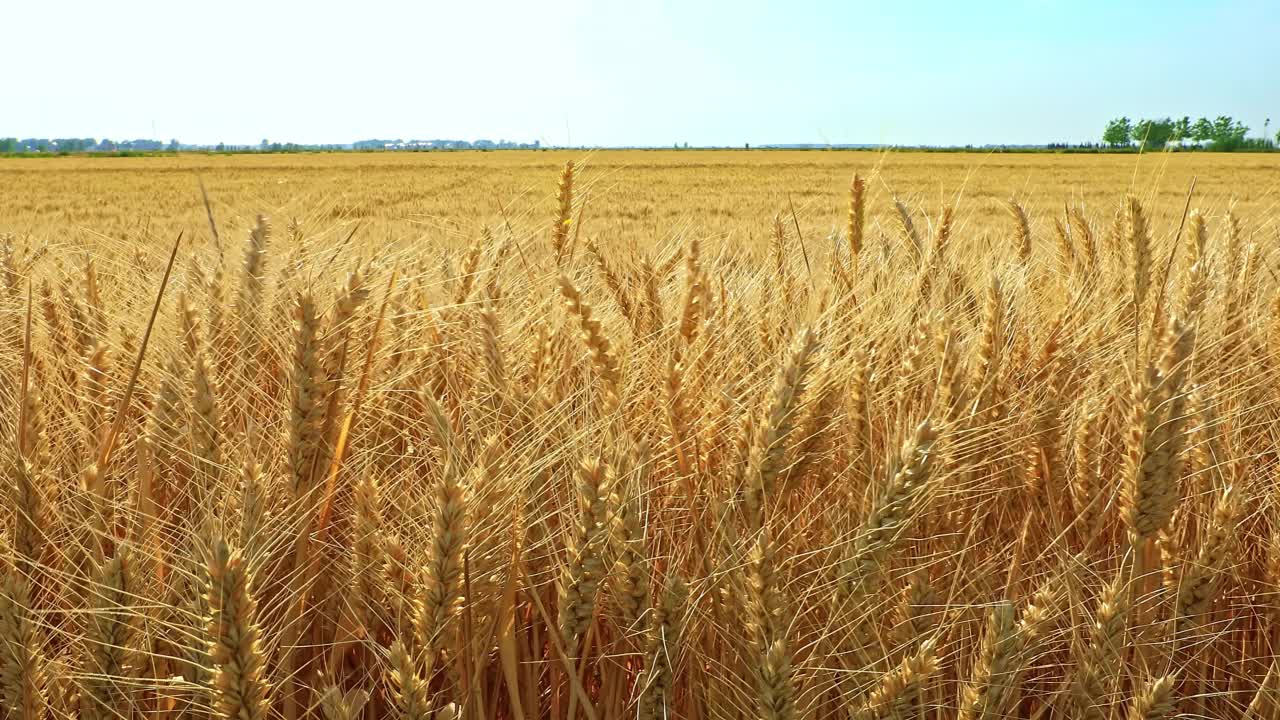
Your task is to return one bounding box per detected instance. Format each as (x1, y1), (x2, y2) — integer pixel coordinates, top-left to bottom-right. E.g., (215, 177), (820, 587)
(0, 149), (1279, 720)
(1, 150), (1276, 255)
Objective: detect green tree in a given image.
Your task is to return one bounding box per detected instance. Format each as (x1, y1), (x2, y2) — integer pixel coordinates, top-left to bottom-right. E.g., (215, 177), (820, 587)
(1131, 118), (1174, 148)
(1132, 119), (1152, 146)
(54, 138), (89, 152)
(1230, 120), (1249, 145)
(0, 138), (16, 153)
(1210, 116), (1249, 150)
(1212, 115), (1234, 141)
(1103, 117), (1132, 147)
(1191, 117), (1213, 143)
(1173, 116), (1192, 142)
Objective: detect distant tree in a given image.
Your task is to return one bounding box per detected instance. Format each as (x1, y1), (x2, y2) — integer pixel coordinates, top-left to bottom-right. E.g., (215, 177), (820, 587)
(1191, 117), (1213, 143)
(1212, 116), (1234, 141)
(1173, 116), (1192, 142)
(1275, 128), (1280, 145)
(54, 138), (90, 152)
(1131, 118), (1174, 148)
(1131, 119), (1150, 146)
(1208, 116), (1248, 150)
(1231, 120), (1248, 142)
(1103, 117), (1132, 147)
(1153, 118), (1175, 146)
(0, 138), (15, 153)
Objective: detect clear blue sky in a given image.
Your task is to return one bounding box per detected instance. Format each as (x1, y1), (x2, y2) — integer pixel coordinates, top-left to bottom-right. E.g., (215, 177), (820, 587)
(5, 0), (1277, 146)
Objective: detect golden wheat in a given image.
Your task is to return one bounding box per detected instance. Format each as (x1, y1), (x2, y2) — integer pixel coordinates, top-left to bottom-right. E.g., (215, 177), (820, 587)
(0, 152), (1274, 720)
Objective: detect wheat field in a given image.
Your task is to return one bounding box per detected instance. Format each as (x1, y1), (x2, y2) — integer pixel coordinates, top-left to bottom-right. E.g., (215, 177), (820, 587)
(2, 150), (1277, 253)
(0, 150), (1279, 720)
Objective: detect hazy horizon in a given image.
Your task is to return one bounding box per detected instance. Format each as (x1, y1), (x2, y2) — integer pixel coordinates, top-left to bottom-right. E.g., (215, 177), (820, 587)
(6, 0), (1278, 147)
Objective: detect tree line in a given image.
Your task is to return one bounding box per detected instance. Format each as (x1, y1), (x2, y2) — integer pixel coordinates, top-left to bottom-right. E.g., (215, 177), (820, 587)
(0, 138), (176, 153)
(1103, 116), (1275, 151)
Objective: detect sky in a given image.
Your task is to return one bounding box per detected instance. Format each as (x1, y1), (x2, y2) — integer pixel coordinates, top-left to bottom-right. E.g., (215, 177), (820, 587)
(4, 0), (1278, 147)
